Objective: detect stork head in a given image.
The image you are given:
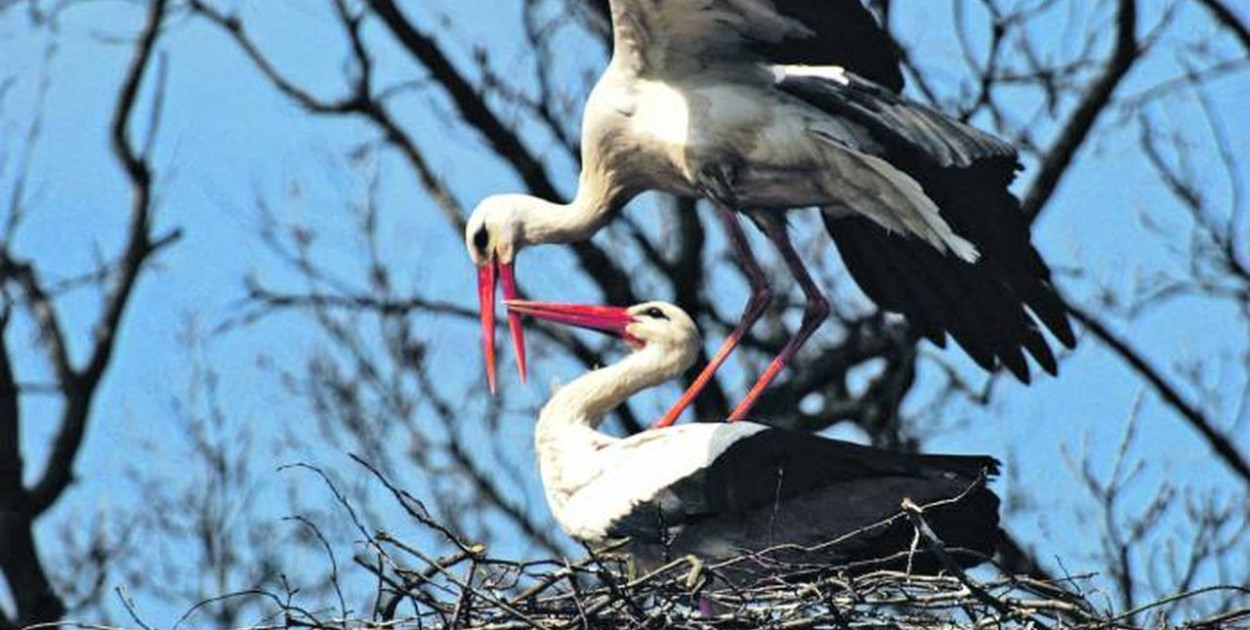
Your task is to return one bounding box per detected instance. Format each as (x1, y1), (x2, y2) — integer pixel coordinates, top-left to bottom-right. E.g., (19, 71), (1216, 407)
(505, 300), (700, 377)
(466, 195), (531, 394)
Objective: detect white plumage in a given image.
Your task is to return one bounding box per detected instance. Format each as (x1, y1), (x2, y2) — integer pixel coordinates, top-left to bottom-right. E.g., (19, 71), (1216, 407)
(510, 298), (1003, 578)
(468, 0), (1075, 426)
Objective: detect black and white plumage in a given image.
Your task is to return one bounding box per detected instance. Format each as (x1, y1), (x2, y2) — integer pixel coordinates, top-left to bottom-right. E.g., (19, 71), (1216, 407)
(468, 0), (1075, 425)
(509, 299), (1002, 579)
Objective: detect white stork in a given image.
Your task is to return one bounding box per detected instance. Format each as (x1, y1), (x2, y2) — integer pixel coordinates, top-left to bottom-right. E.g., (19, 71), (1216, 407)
(467, 0), (1075, 424)
(508, 298), (1002, 578)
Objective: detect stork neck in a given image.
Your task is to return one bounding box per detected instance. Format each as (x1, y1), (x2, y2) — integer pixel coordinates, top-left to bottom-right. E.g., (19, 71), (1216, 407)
(519, 172), (623, 246)
(608, 3), (648, 76)
(536, 344), (681, 435)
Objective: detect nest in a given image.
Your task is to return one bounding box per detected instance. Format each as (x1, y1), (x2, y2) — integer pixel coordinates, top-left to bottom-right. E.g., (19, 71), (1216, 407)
(344, 532), (1249, 630)
(324, 460), (1249, 630)
(63, 462), (1239, 630)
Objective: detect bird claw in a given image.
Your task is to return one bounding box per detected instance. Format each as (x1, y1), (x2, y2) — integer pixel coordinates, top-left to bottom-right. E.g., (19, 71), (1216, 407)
(683, 554), (705, 590)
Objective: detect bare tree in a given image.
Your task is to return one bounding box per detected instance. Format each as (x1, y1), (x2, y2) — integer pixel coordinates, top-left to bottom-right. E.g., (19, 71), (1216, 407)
(0, 1), (178, 627)
(189, 0), (1248, 612)
(0, 0), (1246, 625)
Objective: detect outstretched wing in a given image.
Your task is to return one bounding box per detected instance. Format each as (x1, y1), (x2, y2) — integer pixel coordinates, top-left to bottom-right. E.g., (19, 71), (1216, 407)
(772, 68), (1076, 380)
(609, 0), (904, 90)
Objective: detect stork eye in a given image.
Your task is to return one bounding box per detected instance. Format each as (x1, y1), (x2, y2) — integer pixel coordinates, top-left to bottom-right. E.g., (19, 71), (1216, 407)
(472, 226), (490, 253)
(643, 307), (668, 320)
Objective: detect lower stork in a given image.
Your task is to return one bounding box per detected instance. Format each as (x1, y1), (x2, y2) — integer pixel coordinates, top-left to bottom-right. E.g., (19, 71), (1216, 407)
(467, 0), (1075, 426)
(508, 298), (1002, 579)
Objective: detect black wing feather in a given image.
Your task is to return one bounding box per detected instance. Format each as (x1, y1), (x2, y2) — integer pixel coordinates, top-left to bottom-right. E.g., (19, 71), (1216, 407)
(613, 428), (1001, 576)
(775, 72), (1075, 379)
(750, 0), (904, 91)
(607, 428), (998, 535)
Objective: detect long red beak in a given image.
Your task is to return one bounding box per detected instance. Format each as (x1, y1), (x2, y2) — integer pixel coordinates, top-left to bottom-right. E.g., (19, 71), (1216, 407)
(478, 258), (527, 394)
(505, 300), (640, 346)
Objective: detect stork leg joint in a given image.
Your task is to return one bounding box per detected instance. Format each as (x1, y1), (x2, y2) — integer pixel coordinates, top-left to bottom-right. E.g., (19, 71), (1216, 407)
(747, 283), (773, 319)
(805, 291), (830, 325)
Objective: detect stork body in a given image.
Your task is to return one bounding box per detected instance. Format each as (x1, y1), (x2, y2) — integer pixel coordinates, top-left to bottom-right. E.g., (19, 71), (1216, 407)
(512, 299), (1002, 579)
(581, 61), (983, 259)
(469, 0), (1075, 425)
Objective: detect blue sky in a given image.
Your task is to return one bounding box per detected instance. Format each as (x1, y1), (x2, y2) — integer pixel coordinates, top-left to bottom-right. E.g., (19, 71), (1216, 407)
(2, 0), (1247, 623)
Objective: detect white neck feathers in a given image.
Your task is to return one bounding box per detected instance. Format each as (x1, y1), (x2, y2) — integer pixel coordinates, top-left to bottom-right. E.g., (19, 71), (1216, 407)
(536, 344), (683, 434)
(517, 170), (623, 247)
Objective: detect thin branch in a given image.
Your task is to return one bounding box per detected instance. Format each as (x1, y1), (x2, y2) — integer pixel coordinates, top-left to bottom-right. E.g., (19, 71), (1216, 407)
(362, 0), (639, 308)
(28, 0), (176, 516)
(1192, 0), (1250, 55)
(1066, 301), (1250, 485)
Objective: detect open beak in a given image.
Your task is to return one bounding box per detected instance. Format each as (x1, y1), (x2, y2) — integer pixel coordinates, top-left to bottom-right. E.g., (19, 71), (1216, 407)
(478, 257), (527, 394)
(505, 300), (640, 346)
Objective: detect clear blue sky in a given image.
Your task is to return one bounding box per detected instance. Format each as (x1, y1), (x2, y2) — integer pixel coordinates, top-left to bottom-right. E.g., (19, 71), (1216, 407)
(1, 0), (1246, 623)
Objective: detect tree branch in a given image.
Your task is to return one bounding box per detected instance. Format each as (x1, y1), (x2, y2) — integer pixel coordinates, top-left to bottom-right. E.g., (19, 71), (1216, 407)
(188, 0), (465, 234)
(1066, 301), (1250, 485)
(362, 0), (639, 308)
(28, 0), (174, 516)
(1193, 0), (1250, 55)
(1021, 0), (1139, 221)
(364, 0), (558, 200)
(0, 255), (75, 387)
(0, 305), (23, 531)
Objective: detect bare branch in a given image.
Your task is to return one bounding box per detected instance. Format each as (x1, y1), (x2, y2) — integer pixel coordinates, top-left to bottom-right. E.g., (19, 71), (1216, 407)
(28, 0), (176, 516)
(0, 255), (75, 387)
(1066, 302), (1250, 485)
(1022, 0), (1140, 221)
(361, 0), (639, 308)
(1192, 0), (1250, 55)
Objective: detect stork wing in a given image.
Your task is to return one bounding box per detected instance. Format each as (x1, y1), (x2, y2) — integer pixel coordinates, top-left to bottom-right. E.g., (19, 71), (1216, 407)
(611, 0), (904, 90)
(605, 426), (998, 541)
(772, 69), (1076, 379)
(776, 68), (1016, 168)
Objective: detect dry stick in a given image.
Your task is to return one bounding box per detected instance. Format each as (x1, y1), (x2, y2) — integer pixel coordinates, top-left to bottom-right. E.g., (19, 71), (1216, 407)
(508, 541), (629, 606)
(350, 454), (481, 555)
(578, 546), (649, 624)
(113, 586), (152, 630)
(900, 498), (1053, 630)
(283, 515), (348, 621)
(449, 558), (479, 629)
(559, 559), (593, 630)
(1109, 585), (1250, 624)
(377, 534), (547, 630)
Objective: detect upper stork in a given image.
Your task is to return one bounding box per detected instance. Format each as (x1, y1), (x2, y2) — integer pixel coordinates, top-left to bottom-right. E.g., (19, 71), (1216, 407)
(508, 298), (1002, 579)
(467, 0), (1075, 424)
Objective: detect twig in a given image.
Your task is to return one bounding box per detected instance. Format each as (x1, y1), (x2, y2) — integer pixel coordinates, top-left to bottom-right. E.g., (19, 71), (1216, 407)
(1065, 302), (1250, 485)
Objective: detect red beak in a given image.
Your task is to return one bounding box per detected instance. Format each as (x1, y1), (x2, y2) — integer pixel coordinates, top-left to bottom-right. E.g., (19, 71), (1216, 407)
(505, 300), (641, 346)
(478, 258), (527, 394)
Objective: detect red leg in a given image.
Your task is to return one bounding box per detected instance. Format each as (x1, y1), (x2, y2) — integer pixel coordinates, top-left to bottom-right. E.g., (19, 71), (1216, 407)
(728, 219), (829, 422)
(652, 207), (772, 428)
